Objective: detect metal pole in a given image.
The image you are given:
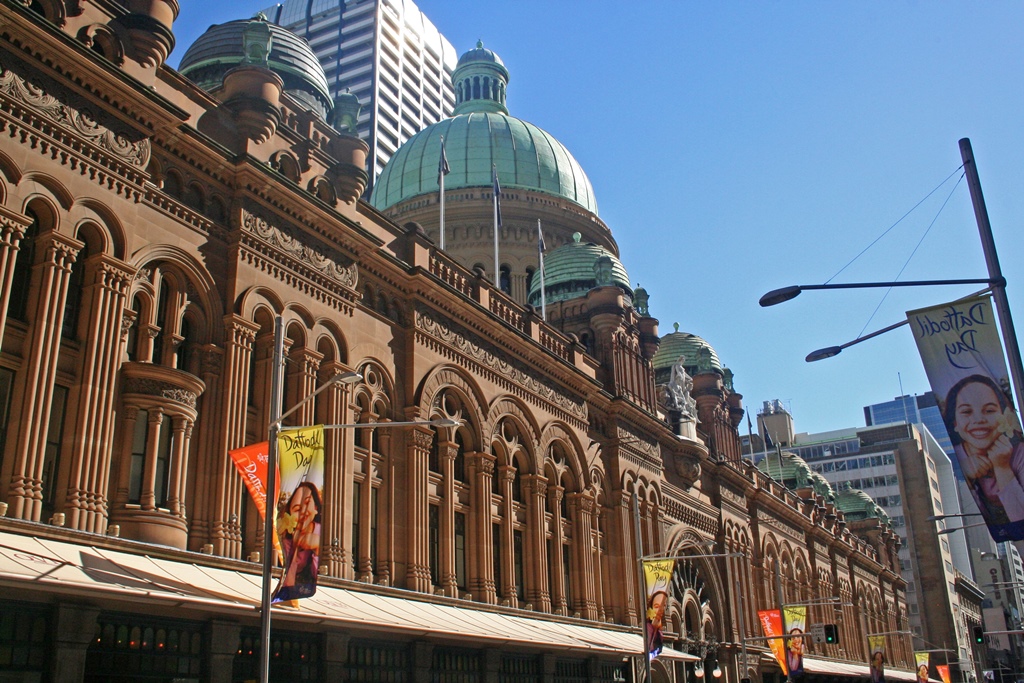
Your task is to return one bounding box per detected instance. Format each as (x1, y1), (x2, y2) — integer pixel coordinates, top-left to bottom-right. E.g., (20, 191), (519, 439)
(775, 558), (790, 683)
(726, 549), (749, 683)
(258, 316), (285, 683)
(959, 138), (1024, 415)
(632, 493), (652, 683)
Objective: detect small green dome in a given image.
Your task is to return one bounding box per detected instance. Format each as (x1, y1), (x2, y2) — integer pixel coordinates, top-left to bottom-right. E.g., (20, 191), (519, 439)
(756, 450), (814, 488)
(370, 43), (597, 215)
(179, 15), (332, 120)
(527, 233), (630, 306)
(652, 325), (723, 377)
(834, 482), (888, 522)
(809, 471), (836, 504)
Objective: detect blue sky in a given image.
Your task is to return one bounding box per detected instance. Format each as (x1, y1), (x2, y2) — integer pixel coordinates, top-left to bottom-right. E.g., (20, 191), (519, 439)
(170, 1), (1024, 437)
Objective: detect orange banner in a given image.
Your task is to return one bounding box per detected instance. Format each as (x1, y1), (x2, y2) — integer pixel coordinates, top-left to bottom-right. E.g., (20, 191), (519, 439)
(759, 609), (788, 675)
(936, 665), (950, 683)
(228, 441), (282, 561)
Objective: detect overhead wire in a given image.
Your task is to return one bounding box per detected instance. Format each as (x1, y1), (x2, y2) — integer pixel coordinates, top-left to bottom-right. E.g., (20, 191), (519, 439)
(855, 172), (965, 339)
(823, 165), (964, 285)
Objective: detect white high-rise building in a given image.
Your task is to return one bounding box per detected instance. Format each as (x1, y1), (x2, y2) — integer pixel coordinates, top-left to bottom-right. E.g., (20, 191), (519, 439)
(262, 0), (458, 189)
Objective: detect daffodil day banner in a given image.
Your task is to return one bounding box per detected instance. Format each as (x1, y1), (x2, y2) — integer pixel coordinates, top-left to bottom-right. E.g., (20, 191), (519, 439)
(273, 425), (326, 603)
(908, 295), (1024, 542)
(643, 560), (675, 660)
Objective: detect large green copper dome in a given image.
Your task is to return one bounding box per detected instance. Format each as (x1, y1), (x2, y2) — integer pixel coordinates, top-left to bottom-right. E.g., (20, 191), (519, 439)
(370, 42), (597, 215)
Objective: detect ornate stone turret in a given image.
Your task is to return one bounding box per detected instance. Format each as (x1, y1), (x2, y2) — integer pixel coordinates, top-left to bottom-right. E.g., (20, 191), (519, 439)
(220, 17), (282, 144)
(327, 91), (369, 203)
(119, 0), (179, 68)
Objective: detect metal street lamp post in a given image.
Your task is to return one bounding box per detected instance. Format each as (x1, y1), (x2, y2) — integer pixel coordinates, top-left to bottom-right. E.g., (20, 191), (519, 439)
(257, 316), (458, 683)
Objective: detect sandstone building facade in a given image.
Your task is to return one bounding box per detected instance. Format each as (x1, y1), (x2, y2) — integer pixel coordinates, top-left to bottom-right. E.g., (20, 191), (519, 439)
(0, 2), (914, 682)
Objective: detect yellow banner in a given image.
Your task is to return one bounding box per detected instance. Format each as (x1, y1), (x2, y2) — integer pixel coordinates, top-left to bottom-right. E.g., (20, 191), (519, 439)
(272, 425), (326, 603)
(868, 635), (885, 683)
(642, 559), (675, 659)
(915, 652), (930, 683)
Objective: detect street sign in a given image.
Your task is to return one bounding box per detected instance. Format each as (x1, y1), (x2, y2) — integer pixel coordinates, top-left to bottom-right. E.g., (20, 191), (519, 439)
(811, 623), (826, 644)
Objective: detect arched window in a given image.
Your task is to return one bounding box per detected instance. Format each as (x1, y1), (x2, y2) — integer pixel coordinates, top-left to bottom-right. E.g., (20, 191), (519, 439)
(499, 265), (511, 294)
(8, 209), (39, 322)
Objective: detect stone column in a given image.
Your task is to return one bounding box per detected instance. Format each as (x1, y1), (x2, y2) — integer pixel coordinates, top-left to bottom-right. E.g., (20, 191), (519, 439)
(139, 408), (165, 510)
(207, 620), (242, 683)
(468, 451), (496, 603)
(62, 256), (132, 533)
(572, 493), (599, 619)
(356, 435), (375, 581)
(166, 415), (189, 517)
(319, 361), (353, 578)
(549, 486), (566, 614)
(438, 439), (458, 596)
(208, 316), (259, 557)
(6, 232), (82, 520)
(0, 207), (31, 343)
(286, 347), (321, 427)
(523, 474), (550, 612)
(497, 465), (516, 607)
(405, 427), (433, 592)
(52, 603), (100, 683)
(322, 632), (351, 682)
(189, 344), (224, 544)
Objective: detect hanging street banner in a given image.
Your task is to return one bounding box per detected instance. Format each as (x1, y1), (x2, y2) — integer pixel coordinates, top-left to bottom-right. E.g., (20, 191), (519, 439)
(914, 652), (930, 683)
(272, 425), (326, 603)
(228, 441), (281, 560)
(908, 295), (1024, 542)
(782, 606), (806, 678)
(936, 665), (950, 683)
(868, 634), (886, 683)
(758, 609), (788, 675)
(642, 559), (675, 660)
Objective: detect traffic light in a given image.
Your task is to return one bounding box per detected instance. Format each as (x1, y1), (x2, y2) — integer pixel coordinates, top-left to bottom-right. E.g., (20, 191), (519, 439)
(973, 626), (985, 645)
(823, 624), (839, 644)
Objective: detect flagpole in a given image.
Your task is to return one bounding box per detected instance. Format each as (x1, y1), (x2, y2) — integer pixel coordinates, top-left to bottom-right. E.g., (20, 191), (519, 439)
(439, 135), (447, 250)
(632, 493), (652, 683)
(258, 316), (285, 683)
(492, 165), (500, 287)
(538, 219), (546, 321)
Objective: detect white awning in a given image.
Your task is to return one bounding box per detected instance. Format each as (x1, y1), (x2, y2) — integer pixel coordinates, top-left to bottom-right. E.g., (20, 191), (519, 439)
(656, 648), (700, 662)
(801, 657), (926, 682)
(0, 529), (643, 657)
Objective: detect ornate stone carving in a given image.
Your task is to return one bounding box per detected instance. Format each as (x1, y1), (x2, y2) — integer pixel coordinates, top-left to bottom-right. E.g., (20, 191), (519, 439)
(415, 307), (587, 422)
(661, 355), (697, 419)
(410, 429), (434, 450)
(122, 377), (198, 408)
(242, 209), (357, 288)
(0, 55), (150, 168)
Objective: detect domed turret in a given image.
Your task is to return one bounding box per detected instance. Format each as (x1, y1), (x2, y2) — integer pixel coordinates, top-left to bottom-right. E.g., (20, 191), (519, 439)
(179, 14), (333, 120)
(652, 324), (724, 380)
(527, 233), (631, 307)
(835, 482), (889, 523)
(756, 450), (814, 489)
(452, 40), (510, 115)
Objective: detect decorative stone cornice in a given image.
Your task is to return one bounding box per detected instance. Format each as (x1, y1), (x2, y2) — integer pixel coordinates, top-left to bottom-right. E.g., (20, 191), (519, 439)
(414, 306), (587, 424)
(0, 53), (151, 172)
(242, 208), (356, 287)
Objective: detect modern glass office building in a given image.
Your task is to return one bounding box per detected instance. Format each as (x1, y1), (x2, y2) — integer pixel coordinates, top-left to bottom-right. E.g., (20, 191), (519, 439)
(262, 0), (458, 190)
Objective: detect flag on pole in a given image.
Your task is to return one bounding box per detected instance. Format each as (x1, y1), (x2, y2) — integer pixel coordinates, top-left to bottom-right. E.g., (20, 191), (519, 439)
(868, 634), (886, 683)
(782, 606), (806, 678)
(492, 164), (502, 285)
(758, 609), (788, 675)
(272, 425), (326, 603)
(439, 135), (449, 250)
(915, 652), (930, 683)
(642, 559), (675, 660)
(908, 295), (1024, 542)
(229, 441), (282, 561)
(537, 219), (547, 321)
